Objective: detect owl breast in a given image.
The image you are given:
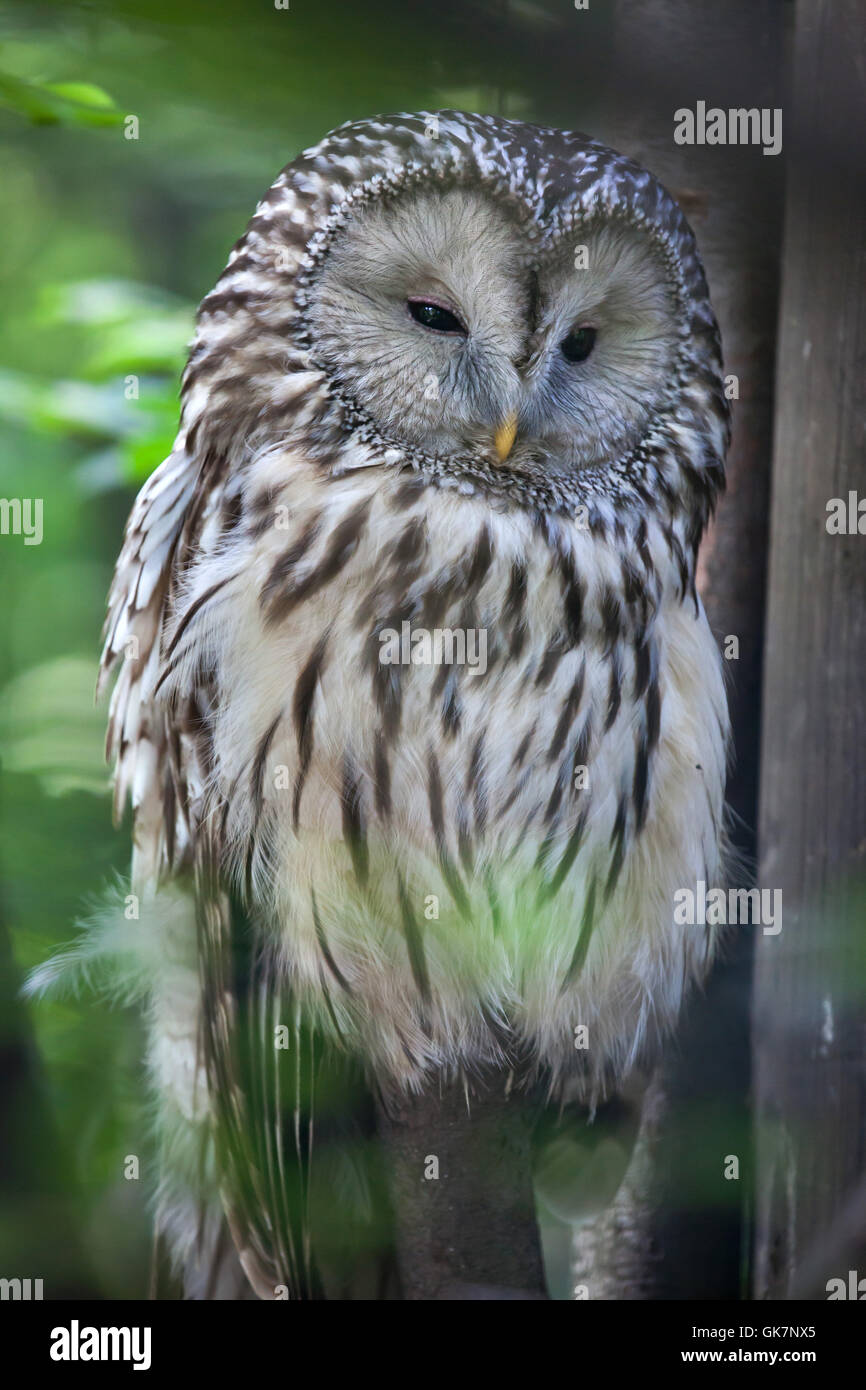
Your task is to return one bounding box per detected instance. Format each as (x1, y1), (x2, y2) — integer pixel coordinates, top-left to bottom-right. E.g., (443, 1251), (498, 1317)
(170, 448), (728, 1098)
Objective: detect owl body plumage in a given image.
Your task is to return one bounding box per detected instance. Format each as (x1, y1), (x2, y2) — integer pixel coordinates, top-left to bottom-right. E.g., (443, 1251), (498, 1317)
(49, 112), (731, 1295)
(154, 443), (727, 1101)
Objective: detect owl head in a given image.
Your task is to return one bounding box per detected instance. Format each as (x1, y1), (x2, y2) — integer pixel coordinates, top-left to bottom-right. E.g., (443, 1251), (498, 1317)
(181, 111), (727, 534)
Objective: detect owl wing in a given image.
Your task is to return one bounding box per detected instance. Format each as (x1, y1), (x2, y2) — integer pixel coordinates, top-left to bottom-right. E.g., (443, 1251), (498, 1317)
(99, 442), (391, 1299)
(97, 443), (283, 1295)
(98, 439), (228, 885)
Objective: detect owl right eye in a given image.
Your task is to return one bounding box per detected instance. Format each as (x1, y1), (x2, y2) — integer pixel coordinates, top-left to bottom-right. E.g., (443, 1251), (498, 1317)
(560, 326), (597, 363)
(407, 298), (467, 335)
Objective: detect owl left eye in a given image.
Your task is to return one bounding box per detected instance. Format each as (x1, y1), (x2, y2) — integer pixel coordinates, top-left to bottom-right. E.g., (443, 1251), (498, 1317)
(560, 326), (597, 363)
(407, 298), (467, 335)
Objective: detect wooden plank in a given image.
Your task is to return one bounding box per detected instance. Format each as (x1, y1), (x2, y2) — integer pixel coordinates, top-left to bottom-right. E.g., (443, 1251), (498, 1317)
(752, 0), (866, 1300)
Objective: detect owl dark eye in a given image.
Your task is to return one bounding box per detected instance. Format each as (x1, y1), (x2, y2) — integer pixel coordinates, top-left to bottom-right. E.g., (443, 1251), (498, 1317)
(407, 298), (467, 335)
(560, 326), (597, 363)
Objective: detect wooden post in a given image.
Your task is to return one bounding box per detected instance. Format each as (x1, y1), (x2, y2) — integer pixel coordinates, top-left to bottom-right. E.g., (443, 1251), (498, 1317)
(752, 0), (866, 1299)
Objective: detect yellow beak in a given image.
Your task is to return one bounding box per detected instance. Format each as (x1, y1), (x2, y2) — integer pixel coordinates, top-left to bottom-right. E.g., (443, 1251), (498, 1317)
(493, 413), (518, 463)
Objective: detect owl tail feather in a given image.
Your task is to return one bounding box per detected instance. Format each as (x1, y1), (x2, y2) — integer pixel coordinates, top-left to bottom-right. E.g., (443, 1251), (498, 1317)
(24, 870), (395, 1298)
(194, 841), (397, 1299)
(22, 876), (199, 1006)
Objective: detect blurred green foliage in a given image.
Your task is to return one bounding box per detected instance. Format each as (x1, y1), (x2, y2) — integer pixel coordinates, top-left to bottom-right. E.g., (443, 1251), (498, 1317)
(0, 278), (193, 492)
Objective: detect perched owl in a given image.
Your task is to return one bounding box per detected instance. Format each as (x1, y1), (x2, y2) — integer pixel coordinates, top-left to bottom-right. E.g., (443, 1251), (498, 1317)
(36, 112), (730, 1298)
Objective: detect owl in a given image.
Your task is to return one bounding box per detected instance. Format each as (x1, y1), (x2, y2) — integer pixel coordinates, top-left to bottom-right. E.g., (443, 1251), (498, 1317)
(39, 112), (730, 1298)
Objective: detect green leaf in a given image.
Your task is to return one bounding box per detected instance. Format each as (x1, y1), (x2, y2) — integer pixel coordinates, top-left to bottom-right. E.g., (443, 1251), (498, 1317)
(42, 81), (116, 110)
(83, 314), (192, 378)
(0, 369), (176, 444)
(0, 70), (123, 128)
(37, 279), (189, 330)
